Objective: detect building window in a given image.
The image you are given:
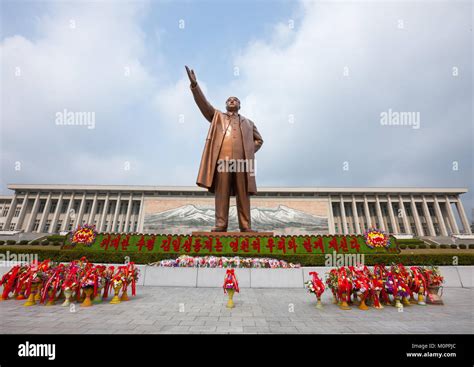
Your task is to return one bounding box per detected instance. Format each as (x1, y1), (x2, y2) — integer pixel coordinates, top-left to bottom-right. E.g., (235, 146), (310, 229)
(56, 220), (63, 232)
(433, 223), (440, 236)
(0, 223), (3, 230)
(399, 222), (405, 233)
(9, 222), (16, 231)
(14, 207), (21, 217)
(61, 201), (69, 213)
(50, 201), (57, 213)
(67, 221), (74, 231)
(33, 219), (40, 231)
(387, 223), (393, 233)
(105, 220), (109, 231)
(44, 220), (52, 232)
(38, 200), (46, 213)
(73, 201), (81, 213)
(2, 206), (9, 217)
(120, 203), (127, 214)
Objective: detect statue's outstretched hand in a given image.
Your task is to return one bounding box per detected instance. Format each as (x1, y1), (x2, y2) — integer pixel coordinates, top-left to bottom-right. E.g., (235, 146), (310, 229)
(185, 65), (197, 87)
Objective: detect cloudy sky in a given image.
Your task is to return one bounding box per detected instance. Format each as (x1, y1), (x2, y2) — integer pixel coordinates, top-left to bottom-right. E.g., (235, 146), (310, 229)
(1, 0), (472, 218)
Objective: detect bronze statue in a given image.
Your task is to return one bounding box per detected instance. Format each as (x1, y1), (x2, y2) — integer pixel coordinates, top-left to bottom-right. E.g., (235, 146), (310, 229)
(185, 66), (264, 232)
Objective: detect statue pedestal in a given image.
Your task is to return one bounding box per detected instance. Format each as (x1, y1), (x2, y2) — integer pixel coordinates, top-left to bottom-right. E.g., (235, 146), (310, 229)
(192, 231), (274, 237)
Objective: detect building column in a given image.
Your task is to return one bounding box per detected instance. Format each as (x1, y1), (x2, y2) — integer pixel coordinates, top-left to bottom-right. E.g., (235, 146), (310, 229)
(137, 192), (144, 233)
(410, 195), (424, 236)
(61, 193), (75, 232)
(50, 193), (64, 234)
(445, 195), (460, 235)
(123, 195), (133, 232)
(88, 192), (98, 225)
(363, 195), (372, 229)
(433, 196), (448, 236)
(98, 193), (110, 232)
(339, 195), (348, 234)
(375, 195), (385, 231)
(16, 193), (30, 231)
(422, 196), (436, 236)
(351, 195), (361, 234)
(327, 196), (336, 235)
(387, 195), (399, 234)
(73, 193), (86, 230)
(111, 193), (121, 233)
(37, 192), (52, 232)
(3, 195), (18, 230)
(398, 195), (411, 234)
(25, 193), (40, 232)
(455, 197), (471, 234)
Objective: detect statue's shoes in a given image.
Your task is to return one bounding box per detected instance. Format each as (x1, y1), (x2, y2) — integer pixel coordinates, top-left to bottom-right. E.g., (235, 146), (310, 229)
(211, 227), (227, 232)
(240, 228), (256, 232)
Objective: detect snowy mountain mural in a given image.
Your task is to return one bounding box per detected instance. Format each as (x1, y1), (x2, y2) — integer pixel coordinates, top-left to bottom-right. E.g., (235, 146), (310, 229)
(143, 204), (329, 235)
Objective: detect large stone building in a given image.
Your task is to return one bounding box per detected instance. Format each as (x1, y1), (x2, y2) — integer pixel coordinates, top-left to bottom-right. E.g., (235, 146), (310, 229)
(0, 184), (471, 237)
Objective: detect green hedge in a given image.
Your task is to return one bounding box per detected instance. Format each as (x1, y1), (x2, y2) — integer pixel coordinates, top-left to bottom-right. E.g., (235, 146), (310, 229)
(46, 235), (67, 242)
(396, 238), (425, 245)
(0, 248), (472, 266)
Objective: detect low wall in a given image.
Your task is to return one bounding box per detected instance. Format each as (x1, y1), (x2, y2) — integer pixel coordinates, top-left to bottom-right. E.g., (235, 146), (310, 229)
(0, 264), (472, 289)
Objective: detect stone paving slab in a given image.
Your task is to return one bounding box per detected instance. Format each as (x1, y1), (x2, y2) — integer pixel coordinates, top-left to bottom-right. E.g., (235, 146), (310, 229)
(0, 286), (472, 334)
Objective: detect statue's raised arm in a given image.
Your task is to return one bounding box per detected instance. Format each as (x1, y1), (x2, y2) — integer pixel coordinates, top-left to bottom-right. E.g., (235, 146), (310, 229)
(185, 65), (215, 123)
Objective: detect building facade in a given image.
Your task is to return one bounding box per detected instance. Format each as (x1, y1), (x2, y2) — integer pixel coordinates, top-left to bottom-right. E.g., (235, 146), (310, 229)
(0, 184), (471, 237)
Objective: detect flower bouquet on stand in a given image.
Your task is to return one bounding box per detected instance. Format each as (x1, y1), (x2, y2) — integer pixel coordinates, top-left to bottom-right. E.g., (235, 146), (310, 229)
(92, 265), (107, 304)
(120, 263), (139, 302)
(61, 263), (80, 307)
(374, 265), (391, 306)
(40, 264), (64, 306)
(305, 271), (325, 309)
(423, 266), (444, 305)
(23, 260), (51, 306)
(13, 265), (30, 300)
(326, 269), (339, 304)
(386, 265), (410, 309)
(109, 268), (125, 304)
(352, 267), (370, 310)
(396, 264), (413, 306)
(0, 265), (22, 301)
(74, 257), (91, 302)
(410, 266), (428, 305)
(370, 267), (386, 309)
(101, 266), (115, 302)
(337, 267), (352, 310)
(79, 269), (97, 307)
(223, 269), (239, 308)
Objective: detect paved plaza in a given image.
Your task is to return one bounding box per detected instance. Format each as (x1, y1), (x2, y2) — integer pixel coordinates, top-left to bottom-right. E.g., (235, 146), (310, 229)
(0, 287), (472, 334)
